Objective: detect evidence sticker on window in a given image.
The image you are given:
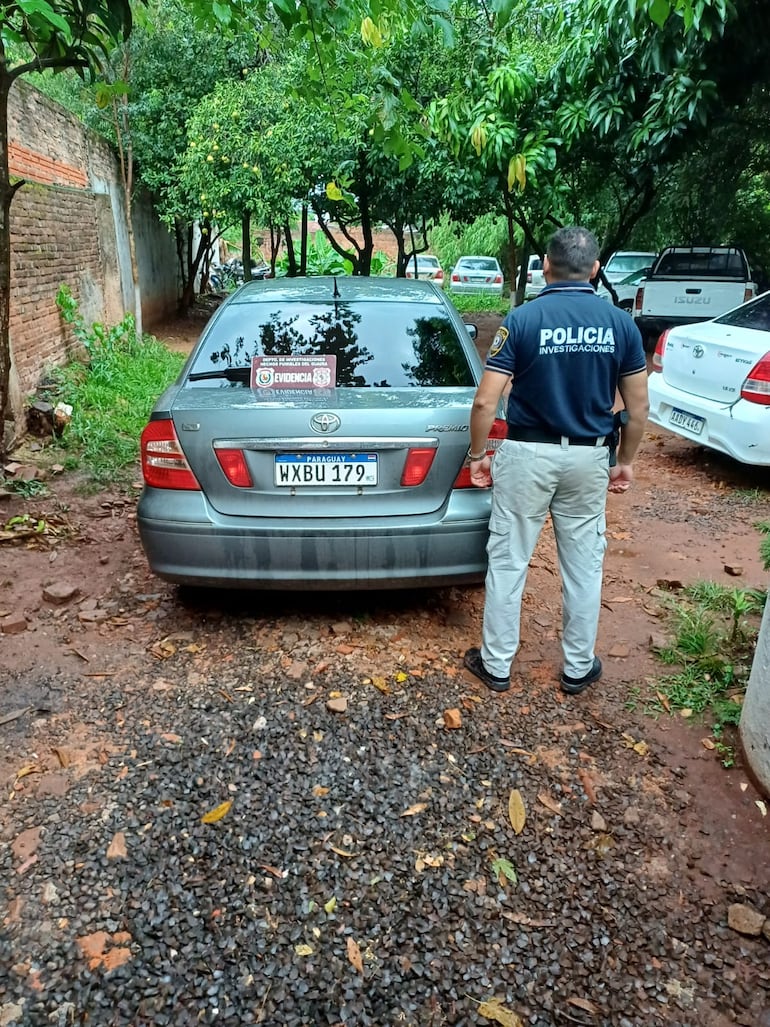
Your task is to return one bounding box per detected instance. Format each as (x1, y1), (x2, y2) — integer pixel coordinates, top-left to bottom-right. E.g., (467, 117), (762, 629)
(251, 354), (337, 390)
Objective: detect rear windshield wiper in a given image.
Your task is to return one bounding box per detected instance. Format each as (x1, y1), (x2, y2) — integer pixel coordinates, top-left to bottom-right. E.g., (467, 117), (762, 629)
(187, 366), (251, 382)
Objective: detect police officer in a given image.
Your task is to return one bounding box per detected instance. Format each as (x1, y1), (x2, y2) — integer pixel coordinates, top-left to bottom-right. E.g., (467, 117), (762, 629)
(464, 226), (649, 695)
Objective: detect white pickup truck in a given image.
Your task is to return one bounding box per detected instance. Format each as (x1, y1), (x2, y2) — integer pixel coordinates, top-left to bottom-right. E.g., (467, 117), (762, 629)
(632, 246), (758, 350)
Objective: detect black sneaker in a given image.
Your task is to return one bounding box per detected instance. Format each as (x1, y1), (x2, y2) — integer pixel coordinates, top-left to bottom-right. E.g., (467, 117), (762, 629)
(560, 656), (602, 695)
(463, 647), (510, 693)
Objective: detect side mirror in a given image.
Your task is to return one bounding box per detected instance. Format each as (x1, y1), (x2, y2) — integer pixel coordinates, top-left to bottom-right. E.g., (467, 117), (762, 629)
(465, 323), (478, 340)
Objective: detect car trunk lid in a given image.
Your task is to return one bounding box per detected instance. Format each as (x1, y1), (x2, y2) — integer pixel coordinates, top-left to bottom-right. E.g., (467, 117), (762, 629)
(661, 323), (761, 403)
(168, 388), (475, 518)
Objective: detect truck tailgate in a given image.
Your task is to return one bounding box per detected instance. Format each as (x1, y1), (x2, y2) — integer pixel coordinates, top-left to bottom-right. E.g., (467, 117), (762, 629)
(640, 280), (747, 319)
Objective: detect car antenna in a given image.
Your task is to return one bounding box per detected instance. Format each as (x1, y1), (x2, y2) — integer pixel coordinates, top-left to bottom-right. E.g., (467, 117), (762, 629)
(333, 275), (341, 316)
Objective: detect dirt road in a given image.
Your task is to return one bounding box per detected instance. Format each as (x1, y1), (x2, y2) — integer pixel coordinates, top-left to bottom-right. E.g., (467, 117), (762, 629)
(0, 312), (769, 1025)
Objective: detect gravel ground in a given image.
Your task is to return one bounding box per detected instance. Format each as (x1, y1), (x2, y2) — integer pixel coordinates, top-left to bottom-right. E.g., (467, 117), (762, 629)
(2, 311), (770, 1026)
(2, 595), (769, 1027)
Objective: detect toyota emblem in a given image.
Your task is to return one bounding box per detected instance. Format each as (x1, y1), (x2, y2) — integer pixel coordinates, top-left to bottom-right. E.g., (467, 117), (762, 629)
(310, 412), (341, 434)
(692, 345), (705, 359)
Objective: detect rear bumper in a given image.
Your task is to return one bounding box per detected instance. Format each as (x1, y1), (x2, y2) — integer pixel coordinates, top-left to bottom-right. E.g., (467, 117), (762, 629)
(137, 488), (492, 590)
(648, 376), (770, 465)
(449, 283), (504, 296)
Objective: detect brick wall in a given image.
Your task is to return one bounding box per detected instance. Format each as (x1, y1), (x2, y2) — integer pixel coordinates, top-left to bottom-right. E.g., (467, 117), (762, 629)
(6, 80), (179, 427)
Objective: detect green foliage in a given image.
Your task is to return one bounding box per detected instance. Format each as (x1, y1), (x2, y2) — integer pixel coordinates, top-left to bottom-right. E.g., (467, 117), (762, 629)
(647, 578), (767, 768)
(757, 521), (770, 572)
(0, 2), (139, 78)
(447, 293), (509, 317)
(430, 213), (510, 274)
(3, 478), (48, 499)
(276, 232), (352, 276)
(47, 289), (184, 490)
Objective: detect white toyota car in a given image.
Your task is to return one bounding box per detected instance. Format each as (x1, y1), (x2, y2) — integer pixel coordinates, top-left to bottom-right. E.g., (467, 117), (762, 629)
(647, 291), (770, 465)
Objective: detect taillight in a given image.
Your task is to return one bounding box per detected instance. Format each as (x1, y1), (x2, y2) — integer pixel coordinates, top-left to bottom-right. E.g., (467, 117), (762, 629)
(744, 287), (754, 303)
(451, 272), (459, 283)
(215, 448), (253, 487)
(741, 352), (770, 405)
(634, 286), (644, 313)
(436, 270), (444, 281)
(453, 418), (507, 488)
(527, 272), (533, 283)
(651, 330), (669, 372)
(493, 274), (503, 284)
(141, 419), (200, 490)
(401, 447), (436, 486)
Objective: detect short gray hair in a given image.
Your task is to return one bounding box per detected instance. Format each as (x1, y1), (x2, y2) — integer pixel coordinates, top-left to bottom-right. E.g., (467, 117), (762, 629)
(546, 226), (599, 280)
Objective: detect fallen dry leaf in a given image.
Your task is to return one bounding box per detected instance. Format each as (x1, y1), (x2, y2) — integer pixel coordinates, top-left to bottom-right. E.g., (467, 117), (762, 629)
(106, 832), (127, 860)
(346, 936), (364, 975)
(567, 996), (599, 1015)
(656, 690), (671, 714)
(294, 943), (313, 957)
(537, 792), (563, 816)
(508, 790), (526, 834)
(201, 800), (233, 824)
(369, 676), (391, 695)
(328, 844), (356, 857)
(400, 803), (428, 817)
(701, 738), (716, 751)
(258, 864), (285, 879)
(477, 997), (524, 1026)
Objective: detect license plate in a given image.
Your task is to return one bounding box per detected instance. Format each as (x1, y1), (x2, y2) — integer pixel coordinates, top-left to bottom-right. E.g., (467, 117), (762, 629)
(274, 453), (378, 486)
(669, 408), (705, 435)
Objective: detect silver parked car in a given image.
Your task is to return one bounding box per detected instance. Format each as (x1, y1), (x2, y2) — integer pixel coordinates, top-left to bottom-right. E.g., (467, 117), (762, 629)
(449, 256), (504, 297)
(137, 277), (506, 589)
(405, 254), (445, 286)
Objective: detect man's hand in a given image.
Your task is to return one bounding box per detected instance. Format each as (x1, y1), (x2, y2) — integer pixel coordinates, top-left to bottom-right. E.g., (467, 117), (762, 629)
(609, 463), (632, 493)
(469, 455), (493, 488)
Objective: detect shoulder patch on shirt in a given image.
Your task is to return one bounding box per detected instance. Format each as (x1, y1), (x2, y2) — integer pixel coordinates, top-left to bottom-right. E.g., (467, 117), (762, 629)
(489, 326), (509, 357)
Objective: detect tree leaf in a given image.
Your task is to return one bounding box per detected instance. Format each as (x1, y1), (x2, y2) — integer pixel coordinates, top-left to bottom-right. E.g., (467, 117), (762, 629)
(477, 997), (524, 1026)
(567, 996), (599, 1014)
(508, 789), (526, 834)
(491, 856), (517, 886)
(346, 936), (364, 975)
(201, 800), (233, 824)
(537, 792), (562, 815)
(401, 802), (427, 817)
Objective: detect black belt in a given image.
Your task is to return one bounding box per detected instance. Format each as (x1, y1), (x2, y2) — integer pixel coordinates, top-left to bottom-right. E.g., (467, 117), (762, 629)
(507, 426), (611, 447)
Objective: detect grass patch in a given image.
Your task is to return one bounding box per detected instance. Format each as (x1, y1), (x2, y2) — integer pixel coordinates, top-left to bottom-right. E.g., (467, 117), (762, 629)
(446, 292), (510, 317)
(758, 520), (770, 571)
(643, 580), (766, 767)
(38, 288), (185, 490)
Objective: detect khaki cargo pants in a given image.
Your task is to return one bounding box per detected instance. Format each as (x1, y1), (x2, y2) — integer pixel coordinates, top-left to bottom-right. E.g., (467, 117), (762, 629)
(480, 438), (610, 681)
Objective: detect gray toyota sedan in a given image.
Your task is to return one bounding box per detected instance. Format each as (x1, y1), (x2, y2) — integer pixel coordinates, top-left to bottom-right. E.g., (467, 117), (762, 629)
(137, 277), (505, 590)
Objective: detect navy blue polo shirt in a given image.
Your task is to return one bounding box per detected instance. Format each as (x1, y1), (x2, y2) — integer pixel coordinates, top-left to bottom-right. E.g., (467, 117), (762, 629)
(486, 282), (647, 437)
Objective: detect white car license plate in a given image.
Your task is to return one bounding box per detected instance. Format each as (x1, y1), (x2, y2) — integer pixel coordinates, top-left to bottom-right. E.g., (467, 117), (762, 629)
(669, 408), (705, 435)
(274, 453), (378, 486)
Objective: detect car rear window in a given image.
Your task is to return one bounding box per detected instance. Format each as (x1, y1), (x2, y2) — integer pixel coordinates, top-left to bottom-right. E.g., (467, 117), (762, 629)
(458, 258), (499, 271)
(715, 293), (770, 331)
(415, 257), (440, 268)
(605, 254), (654, 274)
(653, 250), (747, 278)
(187, 300), (475, 388)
